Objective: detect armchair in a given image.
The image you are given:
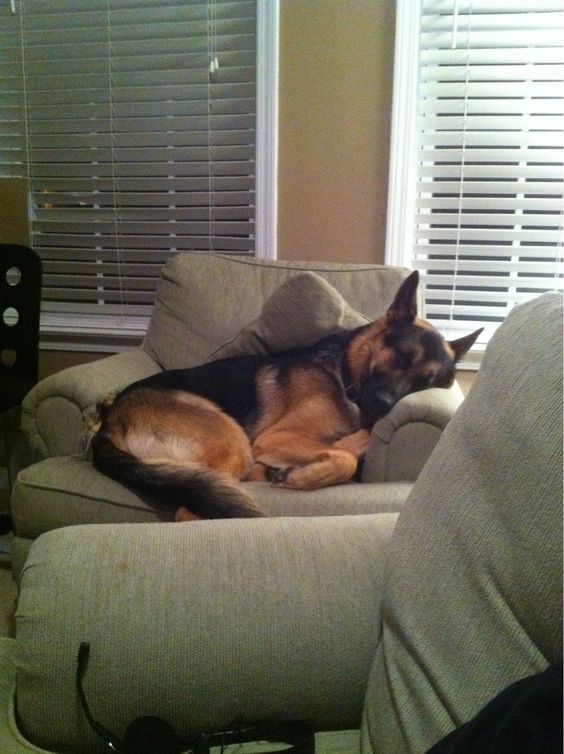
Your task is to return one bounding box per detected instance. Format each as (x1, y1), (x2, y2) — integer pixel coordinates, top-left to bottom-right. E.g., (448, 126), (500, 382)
(0, 289), (560, 753)
(10, 253), (465, 579)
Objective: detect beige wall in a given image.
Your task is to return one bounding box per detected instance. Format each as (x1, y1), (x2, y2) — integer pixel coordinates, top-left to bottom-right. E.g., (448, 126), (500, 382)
(277, 0), (395, 263)
(38, 351), (101, 381)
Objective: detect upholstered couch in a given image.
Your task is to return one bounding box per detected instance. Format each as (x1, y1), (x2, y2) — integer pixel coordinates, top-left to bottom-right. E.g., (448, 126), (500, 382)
(9, 253), (465, 580)
(0, 289), (561, 753)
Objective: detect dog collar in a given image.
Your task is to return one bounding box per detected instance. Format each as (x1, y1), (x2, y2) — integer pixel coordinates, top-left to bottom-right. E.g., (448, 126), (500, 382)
(339, 351), (361, 404)
(345, 382), (360, 403)
(339, 348), (362, 405)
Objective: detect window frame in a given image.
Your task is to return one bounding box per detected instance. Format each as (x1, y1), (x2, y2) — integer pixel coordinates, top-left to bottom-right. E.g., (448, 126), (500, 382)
(386, 0), (564, 369)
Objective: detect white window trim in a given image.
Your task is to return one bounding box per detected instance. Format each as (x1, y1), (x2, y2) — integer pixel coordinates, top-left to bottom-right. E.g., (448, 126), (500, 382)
(384, 2), (487, 372)
(256, 0), (279, 261)
(386, 0), (564, 370)
(385, 0), (421, 270)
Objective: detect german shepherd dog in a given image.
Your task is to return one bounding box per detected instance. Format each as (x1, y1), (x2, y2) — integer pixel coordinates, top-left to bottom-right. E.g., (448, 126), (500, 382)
(91, 272), (481, 521)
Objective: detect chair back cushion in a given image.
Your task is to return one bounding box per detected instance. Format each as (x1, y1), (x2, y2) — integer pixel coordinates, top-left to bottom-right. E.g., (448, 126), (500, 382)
(361, 292), (563, 754)
(143, 253), (412, 369)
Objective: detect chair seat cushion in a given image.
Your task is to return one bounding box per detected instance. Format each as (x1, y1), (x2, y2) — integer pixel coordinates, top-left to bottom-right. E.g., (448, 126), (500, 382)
(12, 456), (412, 541)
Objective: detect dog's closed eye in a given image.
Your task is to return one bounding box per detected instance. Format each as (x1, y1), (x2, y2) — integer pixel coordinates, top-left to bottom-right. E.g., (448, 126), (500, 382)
(393, 349), (415, 371)
(415, 367), (455, 391)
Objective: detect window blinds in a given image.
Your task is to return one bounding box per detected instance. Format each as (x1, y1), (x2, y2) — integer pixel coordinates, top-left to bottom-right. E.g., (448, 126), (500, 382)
(389, 0), (564, 357)
(0, 0), (259, 350)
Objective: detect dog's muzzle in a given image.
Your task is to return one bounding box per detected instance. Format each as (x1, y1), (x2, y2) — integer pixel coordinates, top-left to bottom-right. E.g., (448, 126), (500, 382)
(357, 376), (406, 426)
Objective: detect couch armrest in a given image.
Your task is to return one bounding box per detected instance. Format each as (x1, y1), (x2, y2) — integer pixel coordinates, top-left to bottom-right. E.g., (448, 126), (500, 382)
(15, 515), (397, 752)
(361, 381), (465, 483)
(20, 347), (161, 462)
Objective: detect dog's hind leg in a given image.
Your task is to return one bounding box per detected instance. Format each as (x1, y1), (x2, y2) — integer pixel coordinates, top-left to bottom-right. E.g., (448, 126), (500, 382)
(274, 448), (359, 489)
(259, 430), (371, 488)
(175, 507), (203, 522)
(251, 431), (361, 490)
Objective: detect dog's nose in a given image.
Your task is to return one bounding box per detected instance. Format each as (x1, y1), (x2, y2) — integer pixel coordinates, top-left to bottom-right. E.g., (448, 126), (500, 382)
(358, 382), (399, 425)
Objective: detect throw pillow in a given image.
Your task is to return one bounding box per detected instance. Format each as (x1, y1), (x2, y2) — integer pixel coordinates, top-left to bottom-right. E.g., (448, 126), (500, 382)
(208, 271), (369, 360)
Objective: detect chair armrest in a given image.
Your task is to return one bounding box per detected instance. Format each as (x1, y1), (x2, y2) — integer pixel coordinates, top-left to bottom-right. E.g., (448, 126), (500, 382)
(20, 347), (161, 461)
(361, 381), (465, 482)
(15, 515), (397, 752)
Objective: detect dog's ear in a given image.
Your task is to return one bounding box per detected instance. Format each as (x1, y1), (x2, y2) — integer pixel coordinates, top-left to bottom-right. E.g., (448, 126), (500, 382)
(449, 328), (483, 361)
(386, 270), (419, 325)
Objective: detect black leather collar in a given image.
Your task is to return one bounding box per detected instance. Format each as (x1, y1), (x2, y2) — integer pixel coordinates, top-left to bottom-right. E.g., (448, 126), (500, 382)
(345, 381), (360, 403)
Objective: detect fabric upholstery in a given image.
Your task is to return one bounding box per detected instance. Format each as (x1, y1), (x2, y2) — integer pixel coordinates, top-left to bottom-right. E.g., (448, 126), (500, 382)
(0, 639), (51, 753)
(20, 254), (413, 460)
(15, 515), (398, 753)
(361, 292), (563, 754)
(8, 283), (560, 753)
(143, 253), (412, 370)
(0, 639), (360, 754)
(361, 382), (464, 482)
(209, 271), (369, 360)
(21, 347), (160, 459)
(10, 454), (412, 582)
(11, 252), (463, 596)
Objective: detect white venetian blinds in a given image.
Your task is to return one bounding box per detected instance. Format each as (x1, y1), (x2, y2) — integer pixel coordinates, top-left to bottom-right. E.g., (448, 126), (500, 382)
(0, 0), (258, 349)
(389, 0), (564, 356)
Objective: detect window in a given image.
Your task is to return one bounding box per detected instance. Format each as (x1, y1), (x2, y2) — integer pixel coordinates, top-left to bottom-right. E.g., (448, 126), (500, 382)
(0, 0), (278, 351)
(387, 0), (564, 366)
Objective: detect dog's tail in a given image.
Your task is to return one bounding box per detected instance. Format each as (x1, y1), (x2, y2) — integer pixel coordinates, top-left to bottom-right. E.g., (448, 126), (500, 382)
(91, 431), (264, 519)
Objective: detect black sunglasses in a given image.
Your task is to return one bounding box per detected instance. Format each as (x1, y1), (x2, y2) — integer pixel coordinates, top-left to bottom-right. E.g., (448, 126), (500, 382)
(76, 642), (315, 754)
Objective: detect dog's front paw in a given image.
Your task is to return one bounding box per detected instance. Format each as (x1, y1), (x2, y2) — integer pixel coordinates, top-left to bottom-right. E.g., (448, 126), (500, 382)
(268, 466), (291, 484)
(332, 428), (371, 457)
(270, 464), (313, 490)
(246, 462), (291, 484)
(270, 449), (359, 490)
(245, 462), (269, 482)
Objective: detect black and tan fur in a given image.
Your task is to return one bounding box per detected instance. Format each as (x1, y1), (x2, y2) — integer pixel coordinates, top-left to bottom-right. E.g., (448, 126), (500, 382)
(91, 272), (481, 520)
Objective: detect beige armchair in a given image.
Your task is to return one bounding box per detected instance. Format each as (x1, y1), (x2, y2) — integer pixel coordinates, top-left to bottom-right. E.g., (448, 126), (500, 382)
(10, 253), (465, 579)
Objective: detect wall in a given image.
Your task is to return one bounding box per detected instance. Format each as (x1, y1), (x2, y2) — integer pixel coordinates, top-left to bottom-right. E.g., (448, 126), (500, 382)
(277, 0), (395, 263)
(37, 351), (100, 381)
